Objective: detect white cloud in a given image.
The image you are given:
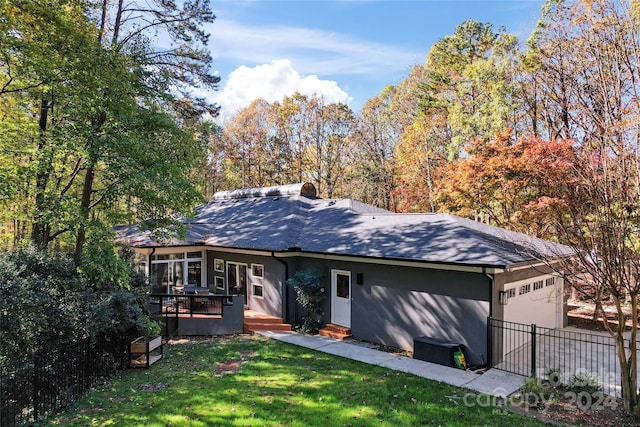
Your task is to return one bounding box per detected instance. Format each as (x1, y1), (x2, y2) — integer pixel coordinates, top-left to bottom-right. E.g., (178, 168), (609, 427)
(213, 59), (351, 121)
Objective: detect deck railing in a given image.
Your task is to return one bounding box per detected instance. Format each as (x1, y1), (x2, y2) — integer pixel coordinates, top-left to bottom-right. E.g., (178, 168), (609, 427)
(149, 293), (233, 317)
(148, 293), (241, 337)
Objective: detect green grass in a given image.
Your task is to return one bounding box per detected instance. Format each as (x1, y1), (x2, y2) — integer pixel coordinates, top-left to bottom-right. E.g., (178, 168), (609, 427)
(51, 336), (550, 426)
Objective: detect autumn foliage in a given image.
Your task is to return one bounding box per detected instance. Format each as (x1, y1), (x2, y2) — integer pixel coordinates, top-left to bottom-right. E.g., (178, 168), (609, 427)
(437, 131), (577, 239)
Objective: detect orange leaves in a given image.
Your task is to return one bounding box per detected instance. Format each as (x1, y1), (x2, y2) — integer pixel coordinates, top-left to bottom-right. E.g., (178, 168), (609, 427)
(437, 134), (578, 238)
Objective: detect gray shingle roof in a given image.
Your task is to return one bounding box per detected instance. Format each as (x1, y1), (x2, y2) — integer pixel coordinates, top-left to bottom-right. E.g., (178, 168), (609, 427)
(115, 186), (570, 268)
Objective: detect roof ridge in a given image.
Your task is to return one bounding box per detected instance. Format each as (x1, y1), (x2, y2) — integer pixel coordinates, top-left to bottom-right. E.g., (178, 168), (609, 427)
(290, 196), (314, 249)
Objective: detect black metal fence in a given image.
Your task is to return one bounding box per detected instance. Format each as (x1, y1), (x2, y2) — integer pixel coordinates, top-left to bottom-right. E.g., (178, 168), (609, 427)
(0, 337), (129, 427)
(488, 317), (640, 397)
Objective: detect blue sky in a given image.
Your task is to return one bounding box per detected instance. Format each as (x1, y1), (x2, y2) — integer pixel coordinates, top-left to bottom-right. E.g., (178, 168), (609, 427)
(202, 0), (545, 121)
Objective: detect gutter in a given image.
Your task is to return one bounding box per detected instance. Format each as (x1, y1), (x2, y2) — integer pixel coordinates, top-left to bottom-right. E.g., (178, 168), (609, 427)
(483, 267), (495, 317)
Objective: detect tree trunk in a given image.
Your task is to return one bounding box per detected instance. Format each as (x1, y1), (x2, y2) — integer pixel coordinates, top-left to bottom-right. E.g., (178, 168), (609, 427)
(74, 111), (106, 264)
(74, 162), (95, 265)
(616, 294), (640, 416)
(31, 97), (52, 248)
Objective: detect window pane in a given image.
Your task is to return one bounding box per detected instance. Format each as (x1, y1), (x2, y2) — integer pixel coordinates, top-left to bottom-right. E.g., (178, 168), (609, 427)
(252, 264), (264, 278)
(253, 284), (263, 298)
(153, 253), (184, 260)
(151, 264), (169, 291)
(227, 264), (238, 290)
(173, 261), (184, 286)
(187, 251), (202, 259)
(187, 261), (201, 286)
(336, 274), (350, 298)
(239, 265), (247, 287)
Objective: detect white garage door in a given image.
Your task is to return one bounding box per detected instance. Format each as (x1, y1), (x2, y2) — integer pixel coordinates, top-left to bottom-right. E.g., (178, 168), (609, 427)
(503, 275), (563, 329)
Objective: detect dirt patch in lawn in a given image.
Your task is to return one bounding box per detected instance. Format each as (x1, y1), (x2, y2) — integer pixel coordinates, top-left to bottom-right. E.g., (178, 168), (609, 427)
(214, 349), (255, 375)
(214, 359), (243, 374)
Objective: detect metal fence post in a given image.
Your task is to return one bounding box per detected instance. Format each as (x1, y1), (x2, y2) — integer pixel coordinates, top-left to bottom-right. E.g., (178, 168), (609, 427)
(486, 317), (492, 368)
(530, 324), (537, 378)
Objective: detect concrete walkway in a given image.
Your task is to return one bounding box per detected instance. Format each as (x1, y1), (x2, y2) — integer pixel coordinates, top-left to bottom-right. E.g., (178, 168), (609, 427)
(257, 330), (525, 398)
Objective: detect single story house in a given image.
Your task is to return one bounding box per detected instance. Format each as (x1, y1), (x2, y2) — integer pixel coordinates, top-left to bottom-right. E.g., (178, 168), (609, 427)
(116, 183), (569, 367)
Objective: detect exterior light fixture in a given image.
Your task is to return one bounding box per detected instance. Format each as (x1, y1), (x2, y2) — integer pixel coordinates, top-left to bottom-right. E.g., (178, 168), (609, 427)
(498, 291), (508, 305)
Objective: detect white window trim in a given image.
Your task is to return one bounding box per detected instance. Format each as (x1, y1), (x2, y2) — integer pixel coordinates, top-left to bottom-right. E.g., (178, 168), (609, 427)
(252, 283), (264, 299)
(251, 263), (264, 278)
(215, 276), (225, 292)
(150, 250), (204, 288)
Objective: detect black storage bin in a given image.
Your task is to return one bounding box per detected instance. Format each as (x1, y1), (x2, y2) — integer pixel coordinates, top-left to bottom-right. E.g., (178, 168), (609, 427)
(413, 336), (462, 367)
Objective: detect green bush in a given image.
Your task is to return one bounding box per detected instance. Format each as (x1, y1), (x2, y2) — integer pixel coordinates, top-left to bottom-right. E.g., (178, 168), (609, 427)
(545, 367), (563, 387)
(287, 269), (325, 334)
(568, 373), (602, 394)
(0, 246), (157, 369)
(520, 377), (551, 397)
(0, 247), (85, 363)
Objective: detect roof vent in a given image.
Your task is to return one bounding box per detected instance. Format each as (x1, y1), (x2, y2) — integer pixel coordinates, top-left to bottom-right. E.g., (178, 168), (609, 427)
(212, 182), (317, 201)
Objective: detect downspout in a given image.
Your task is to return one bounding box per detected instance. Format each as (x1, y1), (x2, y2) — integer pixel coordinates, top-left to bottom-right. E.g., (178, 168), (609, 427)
(483, 267), (494, 318)
(483, 267), (494, 369)
(272, 252), (290, 323)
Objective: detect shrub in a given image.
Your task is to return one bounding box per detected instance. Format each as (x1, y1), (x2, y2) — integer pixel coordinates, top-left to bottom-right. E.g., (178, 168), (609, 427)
(0, 246), (157, 368)
(545, 367), (564, 387)
(287, 269), (325, 334)
(0, 247), (85, 363)
(568, 373), (602, 394)
(520, 377), (551, 397)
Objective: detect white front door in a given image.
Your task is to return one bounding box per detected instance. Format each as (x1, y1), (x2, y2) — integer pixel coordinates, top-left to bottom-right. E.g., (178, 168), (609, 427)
(331, 270), (351, 327)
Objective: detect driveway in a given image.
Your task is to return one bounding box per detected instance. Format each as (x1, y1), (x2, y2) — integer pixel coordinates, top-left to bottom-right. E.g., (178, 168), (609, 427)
(494, 326), (638, 397)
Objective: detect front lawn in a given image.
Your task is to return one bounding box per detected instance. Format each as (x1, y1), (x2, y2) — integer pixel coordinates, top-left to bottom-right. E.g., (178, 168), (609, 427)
(52, 335), (548, 426)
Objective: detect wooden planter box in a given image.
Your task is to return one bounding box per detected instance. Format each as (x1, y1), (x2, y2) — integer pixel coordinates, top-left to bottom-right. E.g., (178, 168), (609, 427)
(129, 336), (163, 368)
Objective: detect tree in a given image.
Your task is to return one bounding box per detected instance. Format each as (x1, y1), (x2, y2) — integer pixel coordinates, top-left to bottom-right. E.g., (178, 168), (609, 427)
(425, 20), (522, 157)
(393, 21), (523, 212)
(0, 0), (220, 258)
(223, 99), (272, 188)
(272, 92), (313, 184)
(527, 0), (640, 415)
(348, 88), (399, 210)
(304, 99), (354, 198)
(437, 132), (576, 238)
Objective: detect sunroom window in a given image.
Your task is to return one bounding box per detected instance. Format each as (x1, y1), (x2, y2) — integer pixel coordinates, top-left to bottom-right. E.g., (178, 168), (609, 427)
(150, 251), (202, 292)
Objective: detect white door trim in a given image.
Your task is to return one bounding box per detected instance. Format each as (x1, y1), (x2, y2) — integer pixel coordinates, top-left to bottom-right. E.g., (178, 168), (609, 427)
(331, 269), (351, 328)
